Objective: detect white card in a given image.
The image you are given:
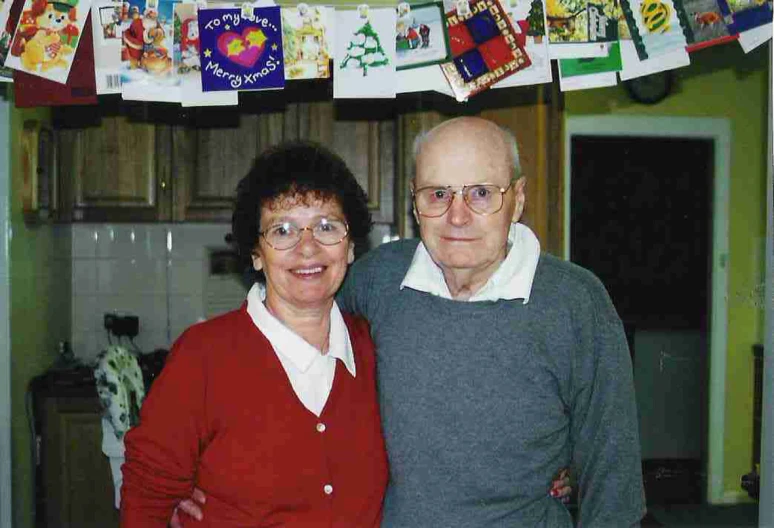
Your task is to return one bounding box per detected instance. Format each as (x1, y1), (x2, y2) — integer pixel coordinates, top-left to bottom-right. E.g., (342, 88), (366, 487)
(494, 1), (552, 89)
(396, 64), (453, 96)
(333, 7), (396, 99)
(738, 23), (772, 54)
(92, 1), (122, 94)
(282, 5), (334, 80)
(618, 38), (689, 81)
(559, 69), (617, 91)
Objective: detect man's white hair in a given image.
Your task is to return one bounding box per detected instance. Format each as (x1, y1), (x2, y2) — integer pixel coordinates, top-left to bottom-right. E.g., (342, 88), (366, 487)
(411, 121), (523, 180)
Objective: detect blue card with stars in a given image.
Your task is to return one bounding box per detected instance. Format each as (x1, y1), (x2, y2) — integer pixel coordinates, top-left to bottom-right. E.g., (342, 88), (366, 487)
(198, 6), (285, 92)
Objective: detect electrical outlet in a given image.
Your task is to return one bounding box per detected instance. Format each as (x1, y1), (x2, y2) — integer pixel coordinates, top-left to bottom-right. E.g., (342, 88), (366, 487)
(104, 313), (118, 334)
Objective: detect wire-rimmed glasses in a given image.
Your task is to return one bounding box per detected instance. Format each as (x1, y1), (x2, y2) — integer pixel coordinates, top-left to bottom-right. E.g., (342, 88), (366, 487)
(259, 218), (349, 250)
(412, 181), (516, 218)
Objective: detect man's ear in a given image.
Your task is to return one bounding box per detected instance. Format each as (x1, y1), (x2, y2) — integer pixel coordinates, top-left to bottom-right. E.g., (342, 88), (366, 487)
(347, 241), (355, 264)
(511, 177), (527, 223)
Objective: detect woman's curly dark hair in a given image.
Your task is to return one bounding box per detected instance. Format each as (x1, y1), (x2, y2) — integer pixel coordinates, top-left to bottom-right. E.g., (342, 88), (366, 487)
(232, 140), (372, 283)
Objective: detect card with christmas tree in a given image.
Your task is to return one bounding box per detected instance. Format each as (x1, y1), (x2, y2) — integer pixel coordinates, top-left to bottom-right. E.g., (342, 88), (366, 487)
(440, 0), (532, 102)
(282, 4), (334, 80)
(546, 0), (617, 58)
(334, 6), (396, 98)
(0, 0), (25, 82)
(198, 5), (284, 92)
(4, 0), (92, 84)
(119, 0), (180, 102)
(493, 0), (552, 88)
(175, 2), (237, 106)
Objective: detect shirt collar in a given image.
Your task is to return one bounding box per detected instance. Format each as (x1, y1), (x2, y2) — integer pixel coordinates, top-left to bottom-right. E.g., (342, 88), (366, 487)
(245, 283), (356, 377)
(399, 223), (541, 303)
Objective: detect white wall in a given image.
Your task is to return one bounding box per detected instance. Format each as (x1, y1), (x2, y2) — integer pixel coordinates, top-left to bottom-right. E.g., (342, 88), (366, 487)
(70, 224), (240, 362)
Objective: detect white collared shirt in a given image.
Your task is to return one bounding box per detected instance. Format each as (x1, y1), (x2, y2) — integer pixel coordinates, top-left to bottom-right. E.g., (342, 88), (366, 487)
(246, 283), (356, 417)
(400, 223), (541, 303)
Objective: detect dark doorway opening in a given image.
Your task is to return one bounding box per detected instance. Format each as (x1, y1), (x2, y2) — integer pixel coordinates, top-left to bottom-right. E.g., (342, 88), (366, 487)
(570, 135), (714, 506)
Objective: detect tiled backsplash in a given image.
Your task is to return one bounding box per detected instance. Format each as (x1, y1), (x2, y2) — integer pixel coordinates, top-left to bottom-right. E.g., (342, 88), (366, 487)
(71, 224), (244, 363)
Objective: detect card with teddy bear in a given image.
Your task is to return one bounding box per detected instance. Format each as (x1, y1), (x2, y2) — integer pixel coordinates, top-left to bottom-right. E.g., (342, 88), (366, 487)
(175, 2), (237, 106)
(120, 0), (180, 102)
(4, 0), (91, 84)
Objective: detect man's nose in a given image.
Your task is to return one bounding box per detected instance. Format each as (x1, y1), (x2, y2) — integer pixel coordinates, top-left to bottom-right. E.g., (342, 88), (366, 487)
(446, 191), (471, 226)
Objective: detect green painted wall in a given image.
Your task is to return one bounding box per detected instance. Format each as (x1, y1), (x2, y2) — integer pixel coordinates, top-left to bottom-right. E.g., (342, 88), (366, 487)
(565, 43), (769, 499)
(8, 102), (70, 528)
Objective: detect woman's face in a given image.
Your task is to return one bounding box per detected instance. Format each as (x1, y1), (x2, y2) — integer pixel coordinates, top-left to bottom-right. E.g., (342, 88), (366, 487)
(253, 194), (354, 313)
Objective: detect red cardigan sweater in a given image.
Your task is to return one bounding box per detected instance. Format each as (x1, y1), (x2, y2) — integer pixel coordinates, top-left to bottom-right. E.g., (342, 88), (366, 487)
(121, 306), (388, 528)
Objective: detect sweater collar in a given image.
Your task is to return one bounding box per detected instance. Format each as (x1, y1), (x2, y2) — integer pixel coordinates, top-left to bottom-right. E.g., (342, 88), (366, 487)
(399, 223), (541, 303)
(245, 283), (356, 377)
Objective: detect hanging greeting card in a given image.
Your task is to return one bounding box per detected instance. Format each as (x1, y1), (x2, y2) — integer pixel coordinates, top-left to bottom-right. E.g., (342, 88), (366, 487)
(621, 0), (687, 60)
(672, 0), (736, 51)
(120, 0), (180, 102)
(333, 6), (396, 98)
(559, 39), (621, 77)
(395, 2), (450, 70)
(198, 5), (284, 92)
(546, 0), (617, 58)
(13, 12), (96, 105)
(714, 0), (771, 34)
(440, 0), (531, 102)
(281, 4), (333, 79)
(4, 0), (92, 84)
(493, 0), (552, 88)
(175, 2), (237, 106)
(92, 0), (122, 94)
(0, 0), (26, 82)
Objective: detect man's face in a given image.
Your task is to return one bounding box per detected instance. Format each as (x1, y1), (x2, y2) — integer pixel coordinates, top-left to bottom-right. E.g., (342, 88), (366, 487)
(413, 120), (526, 281)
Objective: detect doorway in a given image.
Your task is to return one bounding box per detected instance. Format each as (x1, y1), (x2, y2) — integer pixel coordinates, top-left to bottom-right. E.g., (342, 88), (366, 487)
(564, 116), (730, 505)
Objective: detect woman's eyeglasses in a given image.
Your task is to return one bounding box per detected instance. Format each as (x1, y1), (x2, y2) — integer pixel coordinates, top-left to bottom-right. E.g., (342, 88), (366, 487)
(259, 218), (349, 250)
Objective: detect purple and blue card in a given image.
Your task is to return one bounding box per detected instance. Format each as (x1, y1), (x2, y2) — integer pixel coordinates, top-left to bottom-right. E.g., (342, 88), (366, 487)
(198, 6), (285, 92)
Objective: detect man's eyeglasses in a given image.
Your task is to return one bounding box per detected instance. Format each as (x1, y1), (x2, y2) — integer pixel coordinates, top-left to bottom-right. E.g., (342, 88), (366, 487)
(412, 181), (516, 218)
(259, 218), (349, 250)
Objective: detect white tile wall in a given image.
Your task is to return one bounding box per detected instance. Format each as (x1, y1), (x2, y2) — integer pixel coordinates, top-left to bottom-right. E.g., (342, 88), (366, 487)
(71, 223), (235, 363)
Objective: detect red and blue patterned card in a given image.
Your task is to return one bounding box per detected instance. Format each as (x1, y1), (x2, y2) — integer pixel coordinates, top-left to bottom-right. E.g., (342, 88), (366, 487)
(441, 0), (531, 102)
(198, 5), (284, 92)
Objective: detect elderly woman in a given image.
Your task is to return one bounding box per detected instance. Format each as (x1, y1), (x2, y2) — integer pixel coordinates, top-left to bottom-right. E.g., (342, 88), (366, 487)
(120, 141), (388, 527)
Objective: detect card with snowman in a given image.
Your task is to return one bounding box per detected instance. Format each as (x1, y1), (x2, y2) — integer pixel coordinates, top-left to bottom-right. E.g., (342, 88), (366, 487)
(174, 2), (237, 106)
(4, 0), (91, 84)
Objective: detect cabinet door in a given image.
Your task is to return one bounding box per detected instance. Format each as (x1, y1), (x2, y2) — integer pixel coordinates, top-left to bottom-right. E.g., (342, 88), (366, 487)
(57, 115), (171, 222)
(41, 397), (119, 528)
(172, 101), (394, 225)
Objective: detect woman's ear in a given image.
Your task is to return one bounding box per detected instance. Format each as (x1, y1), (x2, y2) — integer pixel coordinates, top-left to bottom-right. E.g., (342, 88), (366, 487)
(251, 251), (263, 271)
(347, 241), (355, 265)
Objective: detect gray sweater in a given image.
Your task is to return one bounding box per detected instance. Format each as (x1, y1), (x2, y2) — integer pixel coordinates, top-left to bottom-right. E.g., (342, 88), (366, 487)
(338, 239), (645, 528)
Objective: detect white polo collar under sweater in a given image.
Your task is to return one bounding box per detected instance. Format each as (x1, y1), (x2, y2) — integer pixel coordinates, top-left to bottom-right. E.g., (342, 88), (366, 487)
(246, 283), (356, 416)
(400, 223), (541, 303)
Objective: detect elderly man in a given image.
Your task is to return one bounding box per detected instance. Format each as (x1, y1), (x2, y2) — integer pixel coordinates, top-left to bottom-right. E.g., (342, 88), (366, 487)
(338, 116), (645, 527)
(171, 117), (644, 527)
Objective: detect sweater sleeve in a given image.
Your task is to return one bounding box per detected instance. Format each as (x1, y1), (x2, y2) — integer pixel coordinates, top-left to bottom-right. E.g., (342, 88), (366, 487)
(570, 284), (646, 527)
(120, 329), (209, 527)
(337, 250), (374, 317)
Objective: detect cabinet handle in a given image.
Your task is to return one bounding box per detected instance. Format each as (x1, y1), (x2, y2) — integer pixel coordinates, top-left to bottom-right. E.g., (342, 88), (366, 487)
(160, 180), (167, 191)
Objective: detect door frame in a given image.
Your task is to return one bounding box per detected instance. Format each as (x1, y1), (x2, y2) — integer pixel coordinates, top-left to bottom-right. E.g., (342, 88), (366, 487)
(563, 115), (731, 505)
(0, 92), (11, 526)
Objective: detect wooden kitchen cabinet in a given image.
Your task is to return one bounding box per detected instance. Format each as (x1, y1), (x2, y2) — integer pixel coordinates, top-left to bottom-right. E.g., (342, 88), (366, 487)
(31, 370), (119, 528)
(56, 107), (172, 222)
